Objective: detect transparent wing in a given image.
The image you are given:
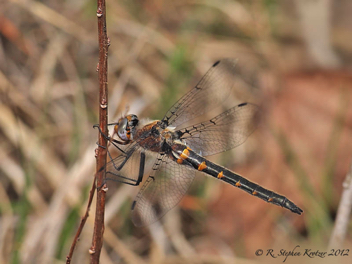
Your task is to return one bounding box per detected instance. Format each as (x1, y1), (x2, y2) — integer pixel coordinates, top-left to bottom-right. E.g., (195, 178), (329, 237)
(131, 154), (196, 226)
(162, 59), (238, 128)
(177, 103), (259, 156)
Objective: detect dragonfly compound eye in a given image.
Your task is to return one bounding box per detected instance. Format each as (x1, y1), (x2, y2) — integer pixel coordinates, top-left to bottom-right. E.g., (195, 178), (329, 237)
(117, 118), (129, 141)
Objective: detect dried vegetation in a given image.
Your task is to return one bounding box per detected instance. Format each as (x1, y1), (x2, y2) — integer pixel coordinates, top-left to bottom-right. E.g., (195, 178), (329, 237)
(1, 0), (352, 263)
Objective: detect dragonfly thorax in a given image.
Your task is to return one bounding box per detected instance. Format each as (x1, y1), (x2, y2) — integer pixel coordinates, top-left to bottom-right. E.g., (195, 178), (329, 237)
(114, 114), (139, 141)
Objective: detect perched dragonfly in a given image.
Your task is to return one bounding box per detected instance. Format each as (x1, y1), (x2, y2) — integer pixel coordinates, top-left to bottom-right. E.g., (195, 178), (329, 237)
(98, 59), (303, 227)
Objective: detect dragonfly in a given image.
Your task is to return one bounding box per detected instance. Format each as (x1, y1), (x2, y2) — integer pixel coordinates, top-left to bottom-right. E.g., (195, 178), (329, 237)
(98, 59), (303, 227)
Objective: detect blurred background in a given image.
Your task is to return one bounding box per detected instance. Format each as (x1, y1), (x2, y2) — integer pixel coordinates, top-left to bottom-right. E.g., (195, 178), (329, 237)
(1, 0), (352, 263)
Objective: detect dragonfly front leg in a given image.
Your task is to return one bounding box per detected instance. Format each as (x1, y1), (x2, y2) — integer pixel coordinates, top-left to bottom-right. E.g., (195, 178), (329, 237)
(93, 124), (128, 153)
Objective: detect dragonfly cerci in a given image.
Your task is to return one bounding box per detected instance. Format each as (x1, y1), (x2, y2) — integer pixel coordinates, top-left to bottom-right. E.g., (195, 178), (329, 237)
(96, 59), (303, 227)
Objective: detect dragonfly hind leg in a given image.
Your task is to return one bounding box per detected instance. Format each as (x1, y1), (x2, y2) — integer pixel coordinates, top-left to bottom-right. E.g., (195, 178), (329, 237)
(105, 152), (146, 186)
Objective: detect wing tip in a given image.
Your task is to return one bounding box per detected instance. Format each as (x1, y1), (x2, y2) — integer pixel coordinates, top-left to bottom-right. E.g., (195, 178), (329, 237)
(238, 102), (248, 107)
(213, 58), (239, 68)
(212, 60), (221, 67)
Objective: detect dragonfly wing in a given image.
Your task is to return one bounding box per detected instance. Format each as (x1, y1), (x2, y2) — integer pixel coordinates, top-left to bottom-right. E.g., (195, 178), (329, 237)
(177, 103), (259, 156)
(162, 59), (238, 128)
(131, 154), (196, 226)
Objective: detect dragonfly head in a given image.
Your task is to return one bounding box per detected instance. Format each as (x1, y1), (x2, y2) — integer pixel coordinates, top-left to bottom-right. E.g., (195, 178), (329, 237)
(115, 114), (139, 141)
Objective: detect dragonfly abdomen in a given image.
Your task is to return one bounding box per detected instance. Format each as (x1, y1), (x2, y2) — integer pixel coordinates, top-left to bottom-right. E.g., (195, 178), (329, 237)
(173, 145), (303, 215)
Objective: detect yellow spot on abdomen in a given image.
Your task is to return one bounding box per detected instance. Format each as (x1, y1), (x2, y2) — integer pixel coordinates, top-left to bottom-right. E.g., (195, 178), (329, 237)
(180, 149), (190, 160)
(198, 161), (207, 171)
(177, 159), (183, 164)
(217, 171), (224, 179)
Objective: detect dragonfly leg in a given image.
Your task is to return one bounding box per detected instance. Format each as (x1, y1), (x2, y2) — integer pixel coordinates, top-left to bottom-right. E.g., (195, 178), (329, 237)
(96, 179), (107, 190)
(93, 124), (126, 153)
(105, 151), (146, 186)
(96, 142), (106, 149)
(136, 152), (146, 185)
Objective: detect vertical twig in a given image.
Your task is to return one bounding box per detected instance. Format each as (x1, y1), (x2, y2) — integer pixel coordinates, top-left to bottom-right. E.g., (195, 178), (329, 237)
(328, 161), (352, 249)
(90, 0), (109, 263)
(66, 1), (109, 263)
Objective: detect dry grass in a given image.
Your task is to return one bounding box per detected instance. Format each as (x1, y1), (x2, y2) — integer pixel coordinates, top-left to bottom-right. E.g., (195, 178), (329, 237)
(1, 0), (352, 263)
